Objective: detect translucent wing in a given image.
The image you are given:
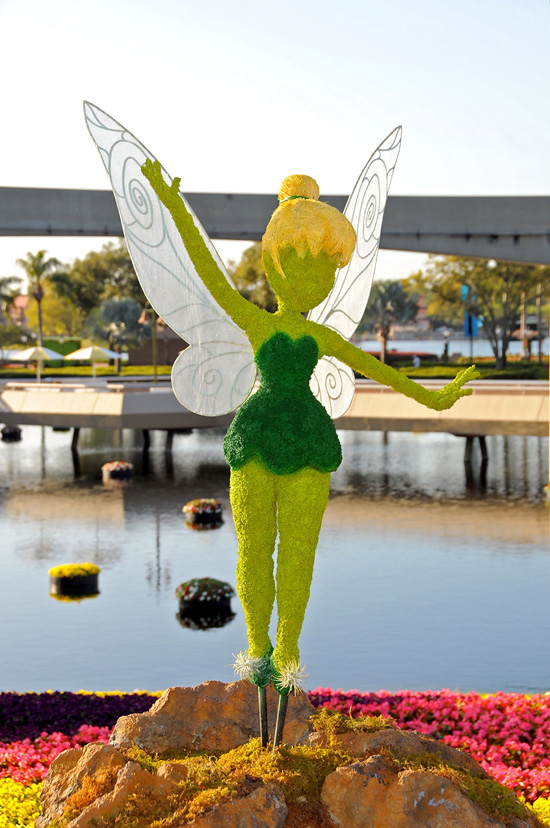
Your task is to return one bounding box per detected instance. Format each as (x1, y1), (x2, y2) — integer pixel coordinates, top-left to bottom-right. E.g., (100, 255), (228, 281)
(308, 127), (402, 418)
(84, 102), (256, 416)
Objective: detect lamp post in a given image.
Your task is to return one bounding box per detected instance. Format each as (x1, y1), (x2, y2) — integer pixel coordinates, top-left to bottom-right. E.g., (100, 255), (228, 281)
(443, 327), (450, 365)
(144, 307), (158, 384)
(495, 325), (502, 368)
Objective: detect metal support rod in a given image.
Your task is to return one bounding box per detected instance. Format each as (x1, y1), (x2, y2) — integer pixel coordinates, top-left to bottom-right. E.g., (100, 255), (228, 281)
(165, 430), (174, 453)
(258, 686), (268, 748)
(150, 309), (158, 384)
(478, 435), (488, 463)
(464, 435), (489, 465)
(71, 427), (80, 450)
(273, 694), (289, 752)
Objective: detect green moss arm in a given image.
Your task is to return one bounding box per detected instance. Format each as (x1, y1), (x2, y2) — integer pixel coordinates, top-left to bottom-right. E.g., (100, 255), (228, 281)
(141, 159), (264, 334)
(315, 324), (479, 411)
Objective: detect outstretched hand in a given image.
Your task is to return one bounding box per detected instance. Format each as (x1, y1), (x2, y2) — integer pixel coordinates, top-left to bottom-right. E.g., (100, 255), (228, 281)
(428, 365), (480, 411)
(141, 158), (181, 200)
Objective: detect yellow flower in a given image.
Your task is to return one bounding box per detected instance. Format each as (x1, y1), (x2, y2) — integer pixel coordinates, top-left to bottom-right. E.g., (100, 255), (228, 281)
(48, 562), (100, 578)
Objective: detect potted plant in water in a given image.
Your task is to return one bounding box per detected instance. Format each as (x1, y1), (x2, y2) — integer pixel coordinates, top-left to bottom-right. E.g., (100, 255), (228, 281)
(182, 498), (224, 528)
(49, 563), (100, 598)
(175, 577), (236, 630)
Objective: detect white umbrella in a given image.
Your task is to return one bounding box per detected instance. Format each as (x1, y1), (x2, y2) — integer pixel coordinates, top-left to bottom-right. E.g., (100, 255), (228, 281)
(64, 345), (120, 378)
(13, 345), (64, 361)
(11, 345), (64, 381)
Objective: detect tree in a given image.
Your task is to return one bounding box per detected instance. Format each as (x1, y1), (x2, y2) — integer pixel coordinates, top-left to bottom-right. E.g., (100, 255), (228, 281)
(227, 242), (277, 312)
(404, 272), (462, 331)
(25, 282), (83, 337)
(0, 276), (23, 324)
(55, 241), (146, 315)
(85, 298), (150, 353)
(417, 256), (548, 368)
(358, 280), (419, 363)
(16, 251), (67, 345)
(0, 324), (25, 361)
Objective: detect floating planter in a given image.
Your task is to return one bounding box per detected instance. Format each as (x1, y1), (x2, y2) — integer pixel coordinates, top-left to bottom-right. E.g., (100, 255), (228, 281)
(182, 498), (223, 528)
(1, 425), (22, 442)
(176, 578), (236, 631)
(176, 577), (235, 613)
(102, 460), (134, 481)
(49, 563), (100, 598)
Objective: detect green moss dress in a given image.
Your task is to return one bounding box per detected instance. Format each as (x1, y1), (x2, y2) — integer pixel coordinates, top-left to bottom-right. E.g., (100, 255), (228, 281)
(223, 331), (342, 475)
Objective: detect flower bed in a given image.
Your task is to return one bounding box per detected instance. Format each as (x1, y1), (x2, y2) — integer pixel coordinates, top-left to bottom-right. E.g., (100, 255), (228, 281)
(309, 688), (550, 803)
(0, 726), (110, 785)
(0, 778), (41, 828)
(0, 691), (159, 742)
(1, 688), (549, 827)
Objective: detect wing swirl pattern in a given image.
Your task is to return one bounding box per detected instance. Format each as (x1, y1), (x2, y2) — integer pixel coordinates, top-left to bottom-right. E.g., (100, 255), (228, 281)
(84, 102), (256, 416)
(308, 127), (402, 418)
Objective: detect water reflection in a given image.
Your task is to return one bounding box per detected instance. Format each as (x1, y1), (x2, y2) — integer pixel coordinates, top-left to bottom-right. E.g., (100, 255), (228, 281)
(331, 430), (548, 503)
(144, 512), (172, 598)
(175, 608), (236, 631)
(0, 425), (548, 694)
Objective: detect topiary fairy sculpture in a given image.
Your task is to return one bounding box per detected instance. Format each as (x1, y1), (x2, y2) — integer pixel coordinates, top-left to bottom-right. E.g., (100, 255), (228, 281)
(85, 103), (478, 749)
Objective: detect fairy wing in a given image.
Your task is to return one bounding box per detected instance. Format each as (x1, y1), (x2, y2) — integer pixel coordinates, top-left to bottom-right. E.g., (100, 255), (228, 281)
(83, 102), (256, 416)
(308, 127), (402, 418)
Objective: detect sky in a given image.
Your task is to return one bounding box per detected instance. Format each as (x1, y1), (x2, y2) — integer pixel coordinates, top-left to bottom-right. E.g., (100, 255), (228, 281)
(1, 0), (549, 286)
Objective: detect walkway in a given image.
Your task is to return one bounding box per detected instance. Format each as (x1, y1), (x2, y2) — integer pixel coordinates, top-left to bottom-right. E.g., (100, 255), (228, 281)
(1, 378), (547, 438)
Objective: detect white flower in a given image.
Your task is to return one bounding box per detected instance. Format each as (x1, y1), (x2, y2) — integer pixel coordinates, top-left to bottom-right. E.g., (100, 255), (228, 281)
(233, 651), (262, 679)
(276, 660), (309, 693)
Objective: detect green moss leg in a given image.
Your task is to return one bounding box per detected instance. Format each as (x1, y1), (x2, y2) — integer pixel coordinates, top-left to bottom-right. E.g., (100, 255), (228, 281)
(230, 459), (277, 662)
(273, 466), (330, 690)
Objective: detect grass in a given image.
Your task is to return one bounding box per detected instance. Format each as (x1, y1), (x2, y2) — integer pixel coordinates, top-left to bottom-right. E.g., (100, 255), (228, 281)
(0, 364), (173, 378)
(400, 361), (549, 381)
(0, 361), (547, 381)
(311, 707), (396, 738)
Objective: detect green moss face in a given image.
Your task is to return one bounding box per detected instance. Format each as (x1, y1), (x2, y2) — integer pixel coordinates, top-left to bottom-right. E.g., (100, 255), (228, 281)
(262, 248), (339, 312)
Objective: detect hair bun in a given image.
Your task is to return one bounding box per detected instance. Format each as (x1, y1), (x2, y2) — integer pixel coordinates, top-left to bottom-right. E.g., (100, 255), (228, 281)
(278, 174), (319, 203)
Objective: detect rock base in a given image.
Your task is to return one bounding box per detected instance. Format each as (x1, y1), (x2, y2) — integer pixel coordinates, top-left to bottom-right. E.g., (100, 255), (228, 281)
(37, 681), (538, 828)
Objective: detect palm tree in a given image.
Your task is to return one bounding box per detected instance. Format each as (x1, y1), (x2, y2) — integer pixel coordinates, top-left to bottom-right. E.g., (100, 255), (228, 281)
(360, 280), (419, 363)
(16, 251), (65, 345)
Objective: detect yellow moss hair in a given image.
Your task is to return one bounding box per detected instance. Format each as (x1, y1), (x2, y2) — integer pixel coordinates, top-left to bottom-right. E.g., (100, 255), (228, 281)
(262, 174), (356, 278)
(278, 174), (320, 202)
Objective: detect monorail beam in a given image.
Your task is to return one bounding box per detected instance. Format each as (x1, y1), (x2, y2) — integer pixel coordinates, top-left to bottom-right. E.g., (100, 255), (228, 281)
(1, 188), (549, 265)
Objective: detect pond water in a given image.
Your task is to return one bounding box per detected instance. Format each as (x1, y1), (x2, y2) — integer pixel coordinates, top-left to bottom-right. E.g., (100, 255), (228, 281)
(358, 337), (549, 359)
(0, 425), (548, 695)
